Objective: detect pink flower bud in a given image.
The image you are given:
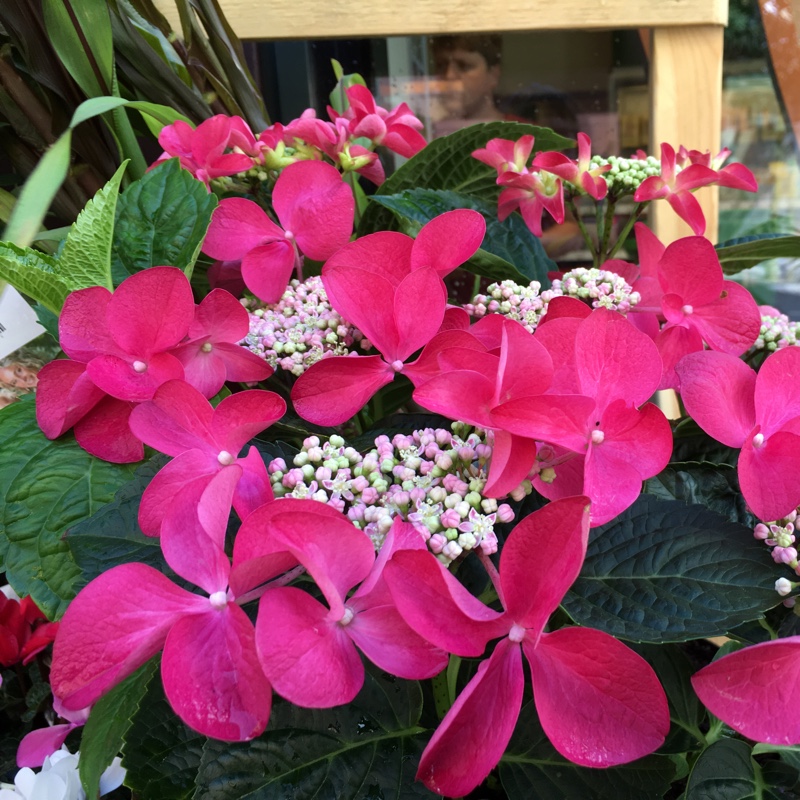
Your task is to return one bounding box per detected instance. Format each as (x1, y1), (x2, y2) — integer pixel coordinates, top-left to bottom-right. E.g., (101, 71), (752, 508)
(496, 504), (515, 523)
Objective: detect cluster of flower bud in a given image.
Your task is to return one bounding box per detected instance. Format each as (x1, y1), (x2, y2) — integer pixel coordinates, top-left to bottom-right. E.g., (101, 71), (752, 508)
(755, 509), (800, 604)
(588, 154), (661, 196)
(267, 425), (521, 564)
(465, 269), (638, 332)
(551, 268), (641, 314)
(749, 310), (800, 354)
(241, 276), (368, 375)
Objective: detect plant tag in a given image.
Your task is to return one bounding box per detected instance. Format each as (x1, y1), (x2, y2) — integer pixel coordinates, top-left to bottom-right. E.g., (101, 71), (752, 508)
(0, 283), (46, 361)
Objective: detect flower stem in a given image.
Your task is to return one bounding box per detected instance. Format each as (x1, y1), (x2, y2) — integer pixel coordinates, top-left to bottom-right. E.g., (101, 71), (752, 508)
(606, 202), (649, 260)
(566, 196), (596, 266)
(234, 565), (307, 606)
(598, 196), (617, 264)
(477, 549), (505, 608)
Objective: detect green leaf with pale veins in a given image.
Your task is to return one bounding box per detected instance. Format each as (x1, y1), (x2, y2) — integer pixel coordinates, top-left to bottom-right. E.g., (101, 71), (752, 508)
(0, 396), (137, 619)
(111, 159), (218, 284)
(716, 233), (800, 275)
(57, 162), (128, 292)
(0, 241), (70, 315)
(79, 659), (157, 799)
(370, 188), (557, 285)
(562, 494), (784, 642)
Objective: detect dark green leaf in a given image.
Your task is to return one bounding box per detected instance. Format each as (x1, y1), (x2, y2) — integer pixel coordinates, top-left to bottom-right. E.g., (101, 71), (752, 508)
(122, 666), (206, 800)
(0, 396), (137, 618)
(34, 303), (60, 341)
(686, 739), (800, 799)
(67, 455), (171, 591)
(111, 159), (217, 283)
(562, 495), (784, 642)
(645, 462), (754, 527)
(370, 189), (556, 285)
(194, 664), (435, 800)
(671, 417), (739, 466)
(358, 121), (573, 236)
(499, 700), (677, 799)
(80, 659), (158, 798)
(716, 234), (800, 275)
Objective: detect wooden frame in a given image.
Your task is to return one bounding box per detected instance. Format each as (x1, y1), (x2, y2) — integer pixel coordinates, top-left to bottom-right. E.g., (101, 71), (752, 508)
(156, 0), (728, 243)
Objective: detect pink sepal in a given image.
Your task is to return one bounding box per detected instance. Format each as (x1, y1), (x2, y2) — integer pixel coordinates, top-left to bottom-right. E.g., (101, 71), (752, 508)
(755, 347), (800, 438)
(409, 210), (485, 278)
(527, 627), (669, 766)
(51, 563), (206, 711)
(232, 446), (274, 522)
(417, 637), (524, 798)
(241, 240), (297, 304)
(73, 397), (143, 463)
(86, 352), (184, 403)
(255, 586), (363, 707)
(202, 198), (284, 261)
(655, 324), (705, 390)
(384, 550), (507, 657)
(691, 280), (760, 356)
(675, 351), (755, 448)
(58, 287), (119, 362)
(483, 431), (537, 499)
(17, 724), (75, 768)
(539, 296), (591, 323)
(212, 390), (287, 453)
(738, 428), (800, 522)
(162, 604), (271, 741)
(291, 355), (394, 426)
(35, 361), (105, 440)
(392, 267), (448, 363)
(323, 232), (414, 289)
(189, 289), (249, 342)
(272, 160), (354, 261)
(692, 637), (800, 744)
(413, 370), (495, 428)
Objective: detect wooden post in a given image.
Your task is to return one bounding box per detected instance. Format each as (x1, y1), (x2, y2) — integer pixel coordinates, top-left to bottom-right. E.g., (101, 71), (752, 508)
(650, 25), (725, 245)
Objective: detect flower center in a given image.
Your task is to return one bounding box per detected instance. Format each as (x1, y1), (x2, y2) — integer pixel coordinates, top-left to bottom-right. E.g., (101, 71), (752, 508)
(217, 450), (235, 466)
(209, 591), (227, 609)
(132, 360), (148, 373)
(390, 360), (405, 372)
(339, 607), (354, 627)
(201, 342), (213, 353)
(591, 429), (605, 445)
(682, 304), (694, 316)
(508, 623), (526, 643)
(753, 433), (765, 449)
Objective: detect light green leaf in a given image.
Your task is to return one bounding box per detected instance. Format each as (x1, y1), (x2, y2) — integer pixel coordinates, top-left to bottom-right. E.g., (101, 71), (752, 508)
(70, 96), (129, 128)
(0, 241), (70, 315)
(0, 396), (137, 619)
(58, 162), (128, 292)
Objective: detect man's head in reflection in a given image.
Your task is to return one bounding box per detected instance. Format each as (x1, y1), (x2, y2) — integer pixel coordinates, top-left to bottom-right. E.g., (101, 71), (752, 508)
(432, 35), (503, 121)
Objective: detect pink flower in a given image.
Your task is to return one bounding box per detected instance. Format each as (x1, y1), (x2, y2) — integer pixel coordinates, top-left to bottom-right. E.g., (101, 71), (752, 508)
(677, 145), (758, 191)
(129, 380), (285, 536)
(170, 289), (273, 397)
(202, 160), (354, 303)
(653, 236), (761, 389)
(676, 347), (800, 522)
(36, 268), (196, 462)
(472, 135), (534, 176)
(692, 637), (800, 744)
(155, 115), (254, 188)
(533, 132), (611, 200)
(496, 167), (565, 237)
(493, 308), (672, 525)
(384, 497), (669, 797)
(232, 508), (447, 707)
(291, 210), (486, 425)
(633, 142), (718, 235)
(17, 695), (89, 768)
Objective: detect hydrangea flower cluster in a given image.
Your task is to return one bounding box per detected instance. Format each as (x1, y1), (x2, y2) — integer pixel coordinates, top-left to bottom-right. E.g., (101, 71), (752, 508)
(550, 267), (641, 313)
(463, 280), (549, 333)
(267, 426), (518, 563)
(241, 276), (367, 375)
(750, 306), (800, 354)
(754, 509), (800, 591)
(588, 153), (661, 196)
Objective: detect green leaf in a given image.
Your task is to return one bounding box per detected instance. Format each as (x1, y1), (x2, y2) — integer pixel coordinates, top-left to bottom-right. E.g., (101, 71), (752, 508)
(645, 462), (754, 527)
(0, 241), (70, 315)
(42, 0), (113, 97)
(58, 162), (127, 292)
(358, 121), (574, 236)
(122, 665), (206, 800)
(67, 456), (171, 592)
(193, 663), (435, 800)
(34, 303), (60, 341)
(686, 739), (799, 799)
(111, 159), (218, 283)
(370, 189), (557, 284)
(716, 233), (800, 275)
(671, 417), (739, 466)
(0, 396), (137, 618)
(2, 132), (72, 249)
(562, 495), (784, 642)
(79, 659), (157, 799)
(499, 700), (677, 799)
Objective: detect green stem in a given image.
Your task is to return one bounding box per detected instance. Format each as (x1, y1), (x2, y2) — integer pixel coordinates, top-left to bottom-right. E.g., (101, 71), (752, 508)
(471, 272), (481, 299)
(606, 201), (649, 260)
(565, 196), (596, 266)
(599, 197), (617, 263)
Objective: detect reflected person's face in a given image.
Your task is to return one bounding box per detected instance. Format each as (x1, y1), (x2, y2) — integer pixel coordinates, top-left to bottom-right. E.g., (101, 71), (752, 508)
(0, 362), (38, 390)
(435, 49), (500, 119)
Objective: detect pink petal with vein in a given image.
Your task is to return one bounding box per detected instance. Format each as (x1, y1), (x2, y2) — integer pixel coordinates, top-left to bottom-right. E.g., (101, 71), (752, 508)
(272, 161), (354, 260)
(690, 281), (760, 355)
(417, 637), (523, 798)
(189, 289), (250, 342)
(583, 446), (645, 526)
(35, 361), (105, 439)
(410, 210), (485, 278)
(655, 323), (705, 390)
(412, 370), (495, 428)
(755, 346), (800, 438)
(86, 352), (184, 403)
(534, 316), (582, 393)
(666, 191), (706, 235)
(675, 351), (756, 447)
(203, 198), (285, 260)
(59, 288), (118, 362)
(292, 355), (394, 426)
(73, 397), (142, 463)
(323, 231), (414, 289)
(384, 550), (507, 656)
(483, 430), (538, 498)
(392, 267), (447, 362)
(657, 237), (723, 306)
(738, 428), (800, 522)
(171, 343), (227, 398)
(255, 587), (363, 707)
(51, 563), (205, 710)
(692, 637), (800, 744)
(232, 445), (274, 521)
(527, 627), (668, 766)
(497, 319), (553, 400)
(241, 241), (296, 304)
(162, 605), (271, 740)
(17, 724), (75, 768)
(211, 390), (286, 454)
